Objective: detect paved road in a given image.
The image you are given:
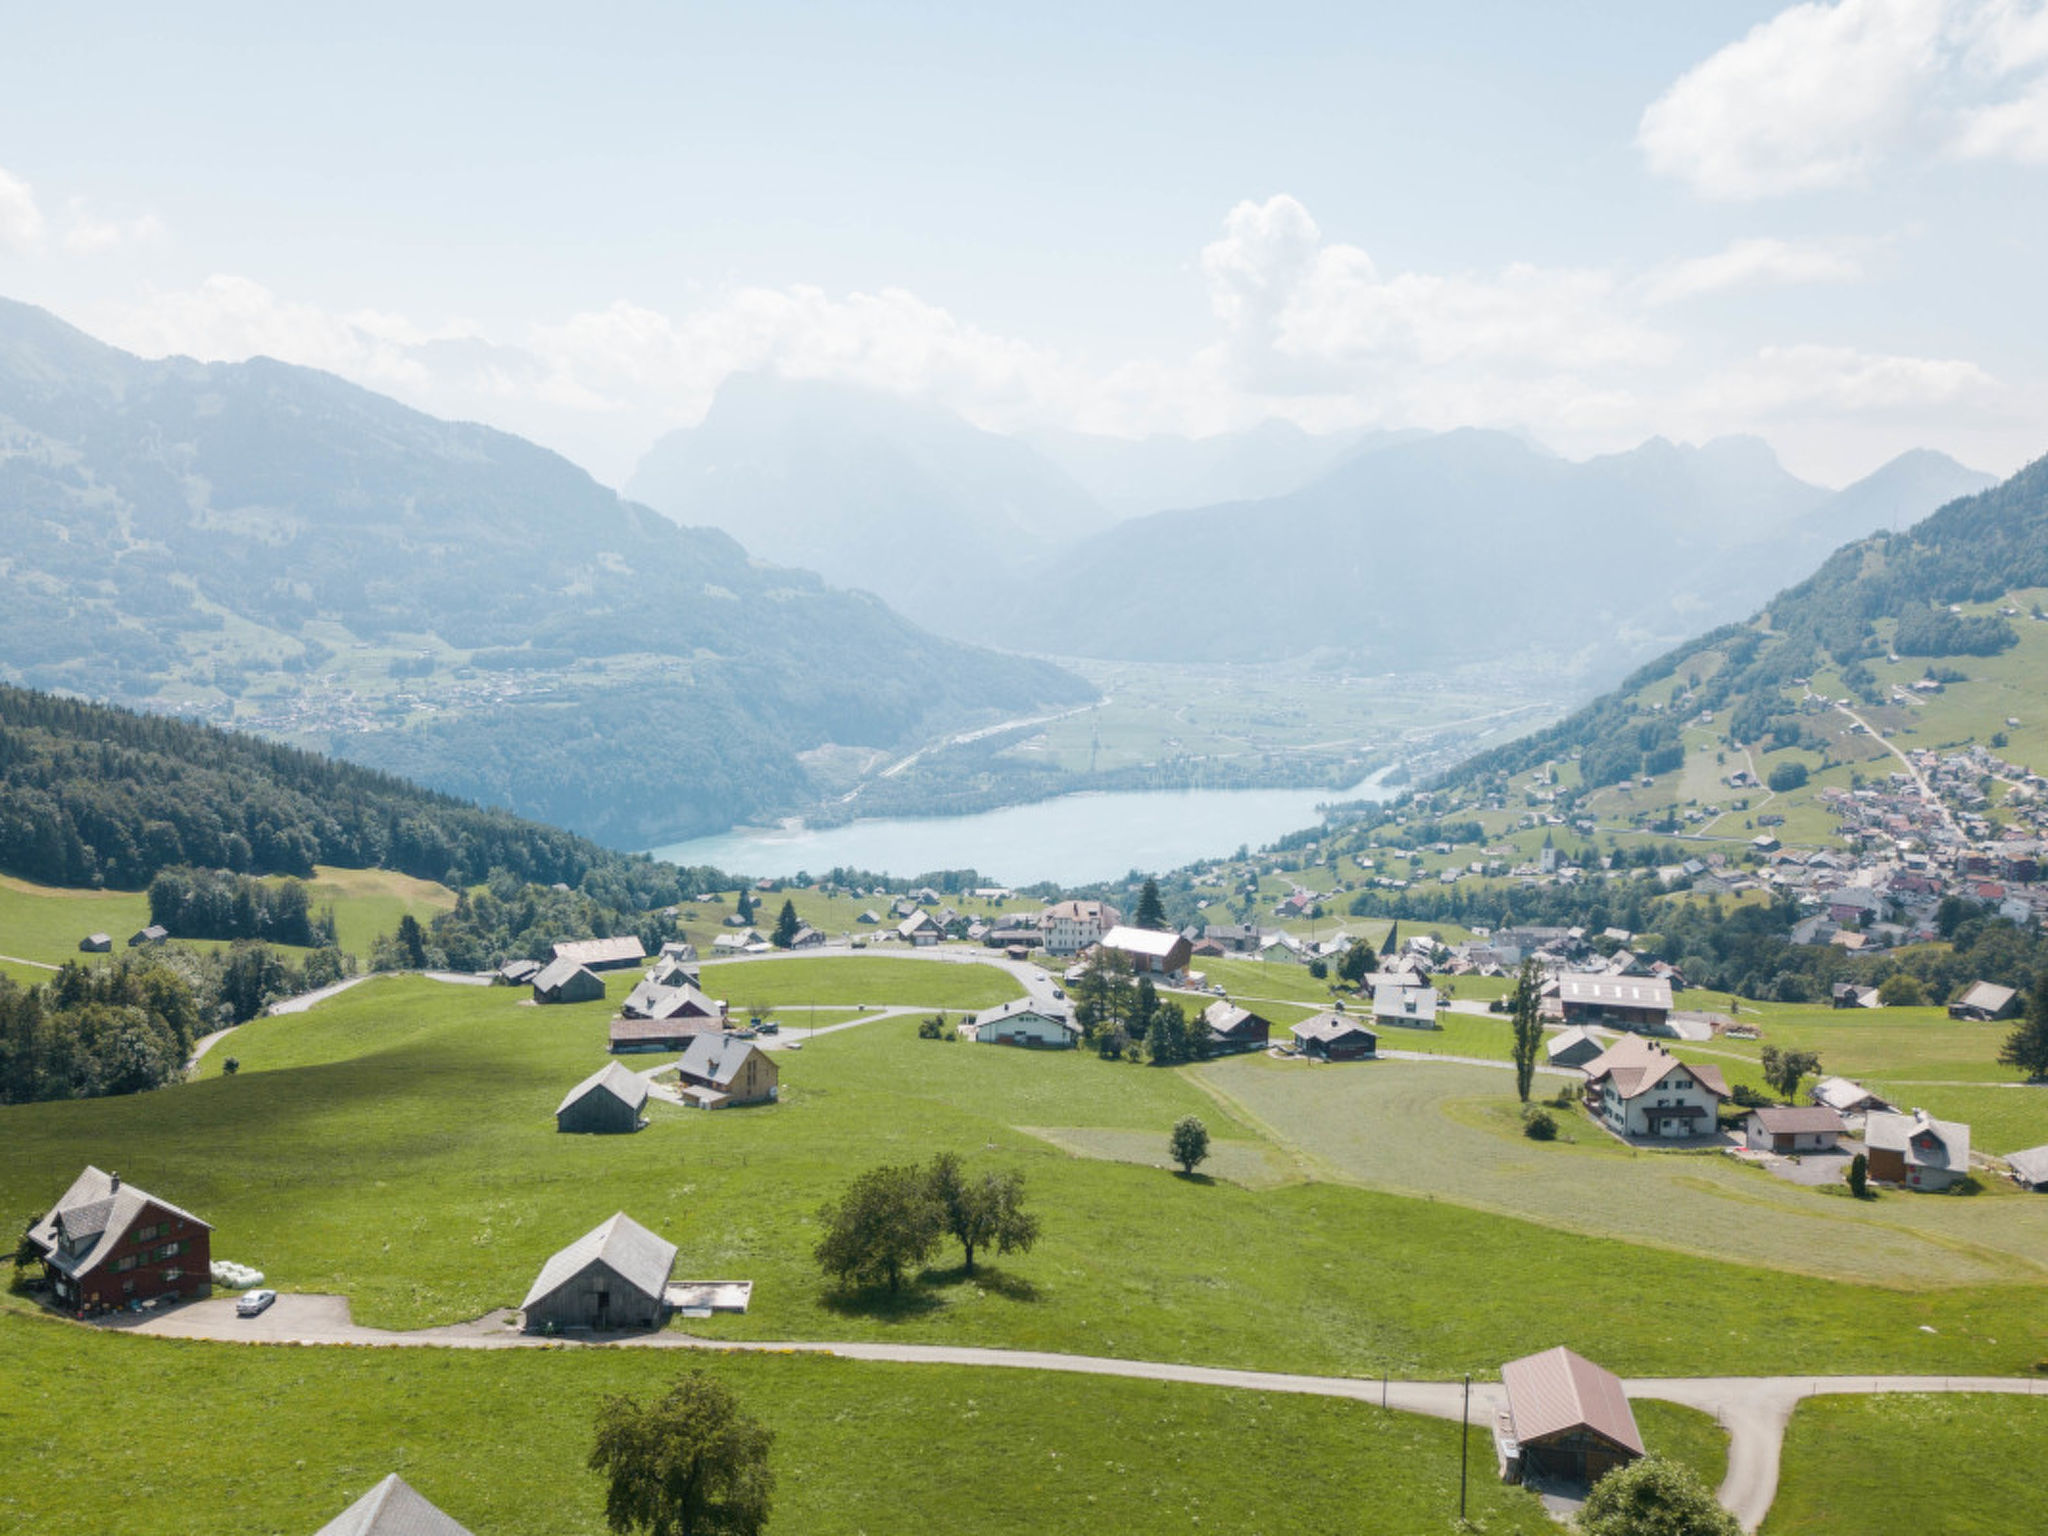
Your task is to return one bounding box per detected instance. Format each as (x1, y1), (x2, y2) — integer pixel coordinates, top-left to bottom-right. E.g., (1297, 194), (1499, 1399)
(103, 1293), (2047, 1530)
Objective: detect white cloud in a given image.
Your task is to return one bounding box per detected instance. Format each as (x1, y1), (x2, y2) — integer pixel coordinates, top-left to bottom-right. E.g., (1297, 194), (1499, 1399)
(1642, 0), (2048, 197)
(62, 205), (165, 257)
(1692, 342), (1997, 415)
(0, 165), (45, 252)
(1644, 237), (1863, 302)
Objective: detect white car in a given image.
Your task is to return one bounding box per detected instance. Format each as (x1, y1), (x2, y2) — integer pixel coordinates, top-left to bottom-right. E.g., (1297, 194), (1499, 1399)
(236, 1288), (277, 1317)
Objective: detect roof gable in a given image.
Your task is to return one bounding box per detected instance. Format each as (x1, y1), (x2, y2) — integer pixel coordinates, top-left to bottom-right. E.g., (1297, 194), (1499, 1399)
(520, 1212), (677, 1310)
(1501, 1346), (1644, 1456)
(556, 1061), (650, 1117)
(314, 1474), (475, 1536)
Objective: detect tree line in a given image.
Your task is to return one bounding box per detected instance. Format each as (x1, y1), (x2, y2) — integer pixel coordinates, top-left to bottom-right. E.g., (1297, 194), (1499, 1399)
(147, 865), (334, 947)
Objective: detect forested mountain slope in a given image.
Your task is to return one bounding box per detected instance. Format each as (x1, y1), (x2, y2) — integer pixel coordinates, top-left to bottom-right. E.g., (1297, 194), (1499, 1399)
(0, 300), (1092, 845)
(0, 685), (719, 901)
(1439, 452), (2048, 797)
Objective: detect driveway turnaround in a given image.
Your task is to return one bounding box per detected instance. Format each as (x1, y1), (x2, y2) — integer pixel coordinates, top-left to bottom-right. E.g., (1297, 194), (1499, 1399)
(101, 1293), (2048, 1531)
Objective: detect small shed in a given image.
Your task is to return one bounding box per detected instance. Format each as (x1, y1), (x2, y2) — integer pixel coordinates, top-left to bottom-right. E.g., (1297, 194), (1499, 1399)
(556, 1061), (650, 1134)
(532, 960), (606, 1005)
(1811, 1075), (1891, 1115)
(520, 1212), (676, 1332)
(1497, 1346), (1643, 1488)
(128, 925), (169, 947)
(2006, 1144), (2048, 1191)
(677, 1034), (780, 1105)
(497, 957), (542, 986)
(1290, 1011), (1376, 1060)
(1949, 981), (2020, 1021)
(1545, 1026), (1604, 1070)
(1744, 1105), (1844, 1154)
(314, 1473), (475, 1536)
(79, 932), (113, 954)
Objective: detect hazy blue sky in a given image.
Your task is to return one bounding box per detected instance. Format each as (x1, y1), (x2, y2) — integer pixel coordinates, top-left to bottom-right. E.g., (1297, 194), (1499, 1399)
(2, 1), (2044, 485)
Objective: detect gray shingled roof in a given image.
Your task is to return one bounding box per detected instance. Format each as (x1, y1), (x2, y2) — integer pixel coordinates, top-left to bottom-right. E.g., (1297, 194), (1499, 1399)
(313, 1474), (475, 1536)
(520, 1212), (677, 1312)
(678, 1033), (764, 1088)
(972, 998), (1076, 1031)
(30, 1165), (212, 1280)
(555, 1061), (650, 1118)
(531, 958), (595, 993)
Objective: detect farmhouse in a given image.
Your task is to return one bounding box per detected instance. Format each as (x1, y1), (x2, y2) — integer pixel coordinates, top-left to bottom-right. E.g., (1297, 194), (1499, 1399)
(1811, 1076), (1892, 1115)
(28, 1166), (213, 1314)
(1545, 1026), (1605, 1070)
(898, 910), (943, 946)
(520, 1212), (676, 1332)
(1100, 925), (1192, 977)
(1201, 999), (1272, 1054)
(620, 978), (725, 1023)
(531, 959), (606, 1005)
(965, 998), (1079, 1048)
(1042, 899), (1121, 955)
(1581, 1035), (1728, 1140)
(313, 1473), (474, 1536)
(1290, 1011), (1377, 1060)
(1496, 1346), (1644, 1488)
(551, 935), (647, 972)
(1372, 984), (1438, 1030)
(1743, 1105), (1844, 1154)
(787, 924), (827, 949)
(1948, 981), (2020, 1021)
(1556, 974), (1672, 1032)
(1864, 1109), (1971, 1190)
(78, 932), (112, 953)
(555, 1061), (650, 1134)
(676, 1034), (780, 1107)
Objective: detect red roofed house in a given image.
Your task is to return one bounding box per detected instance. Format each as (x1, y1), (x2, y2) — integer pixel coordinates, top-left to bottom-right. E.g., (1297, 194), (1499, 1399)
(1581, 1034), (1728, 1140)
(28, 1166), (213, 1315)
(1496, 1345), (1644, 1488)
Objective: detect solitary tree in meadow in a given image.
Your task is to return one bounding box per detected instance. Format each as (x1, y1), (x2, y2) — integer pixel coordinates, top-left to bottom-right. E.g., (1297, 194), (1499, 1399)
(589, 1372), (775, 1536)
(813, 1164), (942, 1294)
(1759, 1044), (1821, 1103)
(927, 1152), (1041, 1276)
(1509, 957), (1543, 1103)
(1169, 1115), (1210, 1175)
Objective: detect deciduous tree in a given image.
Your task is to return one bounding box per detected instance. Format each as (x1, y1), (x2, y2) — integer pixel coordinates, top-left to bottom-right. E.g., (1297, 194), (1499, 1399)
(1577, 1455), (1738, 1536)
(813, 1164), (942, 1293)
(1759, 1044), (1821, 1103)
(927, 1153), (1040, 1276)
(1338, 937), (1377, 987)
(588, 1372), (775, 1536)
(1169, 1115), (1210, 1175)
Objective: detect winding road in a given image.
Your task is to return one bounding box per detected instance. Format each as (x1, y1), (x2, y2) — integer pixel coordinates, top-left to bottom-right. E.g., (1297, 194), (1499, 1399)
(99, 1292), (2047, 1531)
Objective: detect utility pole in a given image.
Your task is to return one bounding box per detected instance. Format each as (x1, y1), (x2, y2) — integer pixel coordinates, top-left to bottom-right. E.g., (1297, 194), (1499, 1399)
(1459, 1373), (1470, 1523)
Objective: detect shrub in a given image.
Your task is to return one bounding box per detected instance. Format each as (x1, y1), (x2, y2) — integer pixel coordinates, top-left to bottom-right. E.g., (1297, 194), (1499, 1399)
(1767, 760), (1809, 792)
(1522, 1108), (1558, 1141)
(1848, 1151), (1868, 1199)
(221, 1057), (240, 1076)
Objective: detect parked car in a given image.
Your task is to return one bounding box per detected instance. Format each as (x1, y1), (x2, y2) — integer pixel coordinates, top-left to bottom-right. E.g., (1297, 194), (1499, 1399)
(236, 1288), (277, 1317)
(757, 1020), (780, 1034)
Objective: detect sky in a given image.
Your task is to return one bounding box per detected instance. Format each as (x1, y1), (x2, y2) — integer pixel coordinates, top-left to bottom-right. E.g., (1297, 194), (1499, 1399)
(1, 0), (2045, 488)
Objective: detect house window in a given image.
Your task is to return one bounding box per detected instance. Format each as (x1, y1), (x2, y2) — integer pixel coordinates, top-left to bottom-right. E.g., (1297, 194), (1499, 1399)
(135, 1224), (159, 1244)
(156, 1241), (182, 1261)
(164, 1267), (182, 1283)
(114, 1254), (137, 1272)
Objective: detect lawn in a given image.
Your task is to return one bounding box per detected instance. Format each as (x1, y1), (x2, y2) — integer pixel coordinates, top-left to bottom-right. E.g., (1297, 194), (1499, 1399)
(1764, 1393), (2048, 1535)
(1195, 1054), (2048, 1291)
(6, 977), (2048, 1380)
(699, 954), (1026, 1012)
(304, 865), (458, 960)
(0, 1307), (1556, 1536)
(0, 874), (154, 964)
(1633, 1400), (1728, 1494)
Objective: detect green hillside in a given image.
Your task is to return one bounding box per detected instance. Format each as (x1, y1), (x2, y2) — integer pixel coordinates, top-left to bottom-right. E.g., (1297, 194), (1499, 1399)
(0, 299), (1092, 846)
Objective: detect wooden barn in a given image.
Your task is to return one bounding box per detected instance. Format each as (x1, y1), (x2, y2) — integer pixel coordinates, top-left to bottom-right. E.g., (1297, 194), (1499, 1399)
(520, 1212), (676, 1332)
(1496, 1346), (1644, 1488)
(555, 1061), (650, 1134)
(28, 1166), (213, 1314)
(1201, 1000), (1272, 1054)
(1289, 1010), (1376, 1060)
(551, 935), (648, 972)
(313, 1473), (475, 1536)
(531, 959), (606, 1005)
(79, 932), (112, 953)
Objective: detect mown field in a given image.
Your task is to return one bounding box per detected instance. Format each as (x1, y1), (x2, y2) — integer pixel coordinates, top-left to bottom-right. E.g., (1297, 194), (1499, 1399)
(6, 971), (2048, 1380)
(1764, 1393), (2048, 1535)
(0, 1305), (1555, 1536)
(696, 954), (1026, 1013)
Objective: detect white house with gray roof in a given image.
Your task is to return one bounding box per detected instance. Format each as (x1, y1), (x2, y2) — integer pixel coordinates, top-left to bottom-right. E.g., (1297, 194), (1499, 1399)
(964, 998), (1079, 1048)
(520, 1212), (676, 1331)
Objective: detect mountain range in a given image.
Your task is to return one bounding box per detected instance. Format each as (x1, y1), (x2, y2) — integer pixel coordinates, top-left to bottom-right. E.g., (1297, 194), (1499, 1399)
(624, 375), (1991, 683)
(0, 299), (1092, 846)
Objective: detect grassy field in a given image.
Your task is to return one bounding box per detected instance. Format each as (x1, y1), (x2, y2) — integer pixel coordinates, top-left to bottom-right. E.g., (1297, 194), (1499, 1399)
(0, 1306), (1556, 1536)
(700, 955), (1026, 1012)
(7, 974), (2048, 1379)
(304, 866), (458, 959)
(1633, 1400), (1729, 1494)
(1764, 1393), (2048, 1535)
(1196, 1055), (2048, 1290)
